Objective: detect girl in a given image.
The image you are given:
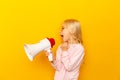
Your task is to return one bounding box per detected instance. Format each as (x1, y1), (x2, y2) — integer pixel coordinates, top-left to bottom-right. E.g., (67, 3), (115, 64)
(46, 19), (84, 80)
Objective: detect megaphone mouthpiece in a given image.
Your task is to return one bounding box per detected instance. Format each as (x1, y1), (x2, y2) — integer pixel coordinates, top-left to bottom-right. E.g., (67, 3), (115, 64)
(47, 38), (55, 47)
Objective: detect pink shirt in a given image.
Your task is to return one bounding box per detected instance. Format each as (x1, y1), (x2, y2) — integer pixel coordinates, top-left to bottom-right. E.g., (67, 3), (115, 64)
(51, 44), (84, 80)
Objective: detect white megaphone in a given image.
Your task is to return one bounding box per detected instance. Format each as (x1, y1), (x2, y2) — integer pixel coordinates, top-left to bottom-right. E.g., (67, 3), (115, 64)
(24, 38), (55, 61)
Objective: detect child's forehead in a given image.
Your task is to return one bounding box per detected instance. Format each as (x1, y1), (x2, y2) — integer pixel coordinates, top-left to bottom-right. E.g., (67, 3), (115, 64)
(61, 23), (67, 28)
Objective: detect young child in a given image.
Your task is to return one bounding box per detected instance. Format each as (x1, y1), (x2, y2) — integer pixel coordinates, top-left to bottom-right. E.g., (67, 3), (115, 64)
(46, 19), (84, 80)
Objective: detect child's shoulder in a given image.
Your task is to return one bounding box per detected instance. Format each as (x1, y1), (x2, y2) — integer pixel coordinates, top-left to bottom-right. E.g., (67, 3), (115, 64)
(70, 43), (84, 51)
(78, 43), (84, 48)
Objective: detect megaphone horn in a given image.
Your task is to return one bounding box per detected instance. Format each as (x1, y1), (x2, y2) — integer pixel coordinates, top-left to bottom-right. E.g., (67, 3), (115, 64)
(24, 38), (55, 61)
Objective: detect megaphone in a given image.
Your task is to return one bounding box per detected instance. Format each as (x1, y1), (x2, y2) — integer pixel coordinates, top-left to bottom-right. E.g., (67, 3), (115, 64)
(24, 38), (55, 61)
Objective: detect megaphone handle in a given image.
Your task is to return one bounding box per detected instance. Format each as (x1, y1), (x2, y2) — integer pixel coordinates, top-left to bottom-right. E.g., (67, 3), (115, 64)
(48, 53), (53, 61)
(46, 49), (53, 61)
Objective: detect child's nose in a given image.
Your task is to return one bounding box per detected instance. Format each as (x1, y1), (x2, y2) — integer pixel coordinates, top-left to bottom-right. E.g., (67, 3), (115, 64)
(60, 30), (63, 34)
(60, 30), (63, 36)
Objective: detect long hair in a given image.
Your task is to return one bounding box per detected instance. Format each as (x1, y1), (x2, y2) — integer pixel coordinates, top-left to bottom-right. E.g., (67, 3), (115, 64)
(62, 19), (83, 44)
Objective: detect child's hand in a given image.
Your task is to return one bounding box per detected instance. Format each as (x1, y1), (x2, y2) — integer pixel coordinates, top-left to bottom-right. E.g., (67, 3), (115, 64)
(61, 42), (69, 51)
(45, 50), (55, 62)
(45, 50), (50, 56)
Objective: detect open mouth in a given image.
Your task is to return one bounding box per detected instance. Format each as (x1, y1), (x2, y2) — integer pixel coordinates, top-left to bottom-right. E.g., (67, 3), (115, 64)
(60, 35), (63, 37)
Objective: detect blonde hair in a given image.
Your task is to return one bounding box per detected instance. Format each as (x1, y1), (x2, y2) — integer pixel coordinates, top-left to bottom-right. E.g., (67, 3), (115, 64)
(62, 19), (83, 44)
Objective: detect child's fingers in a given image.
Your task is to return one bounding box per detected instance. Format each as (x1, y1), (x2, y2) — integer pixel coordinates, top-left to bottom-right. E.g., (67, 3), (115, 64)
(44, 51), (49, 56)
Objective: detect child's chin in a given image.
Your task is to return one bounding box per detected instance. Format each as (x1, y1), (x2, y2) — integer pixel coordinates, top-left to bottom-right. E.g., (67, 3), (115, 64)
(61, 38), (67, 42)
(61, 39), (65, 42)
(63, 40), (68, 42)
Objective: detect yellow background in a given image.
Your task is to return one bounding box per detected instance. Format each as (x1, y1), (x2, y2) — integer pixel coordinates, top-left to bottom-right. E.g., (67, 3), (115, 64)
(0, 0), (120, 80)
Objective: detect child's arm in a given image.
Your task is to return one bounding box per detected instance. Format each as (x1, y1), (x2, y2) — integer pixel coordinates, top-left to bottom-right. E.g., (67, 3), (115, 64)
(45, 49), (63, 71)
